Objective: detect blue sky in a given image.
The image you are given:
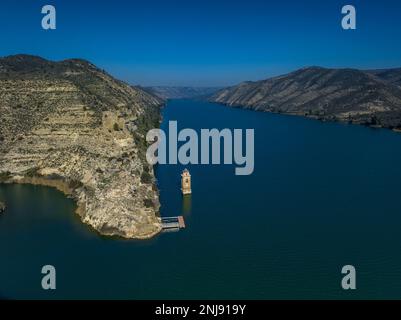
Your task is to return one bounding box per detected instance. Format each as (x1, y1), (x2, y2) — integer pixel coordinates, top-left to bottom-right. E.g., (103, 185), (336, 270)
(1, 0), (401, 86)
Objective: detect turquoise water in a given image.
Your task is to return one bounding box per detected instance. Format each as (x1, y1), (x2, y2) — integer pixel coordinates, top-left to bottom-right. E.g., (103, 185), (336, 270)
(2, 99), (401, 299)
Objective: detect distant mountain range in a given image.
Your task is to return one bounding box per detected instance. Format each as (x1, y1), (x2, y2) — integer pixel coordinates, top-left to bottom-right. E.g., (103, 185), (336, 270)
(210, 67), (401, 130)
(145, 86), (221, 100)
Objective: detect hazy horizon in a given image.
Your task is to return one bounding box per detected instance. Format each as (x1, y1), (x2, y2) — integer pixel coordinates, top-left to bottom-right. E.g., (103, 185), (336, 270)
(2, 52), (401, 88)
(1, 0), (401, 86)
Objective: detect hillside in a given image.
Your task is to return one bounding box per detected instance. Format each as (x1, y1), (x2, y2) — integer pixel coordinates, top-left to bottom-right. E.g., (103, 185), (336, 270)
(0, 54), (164, 239)
(210, 67), (401, 129)
(367, 68), (401, 87)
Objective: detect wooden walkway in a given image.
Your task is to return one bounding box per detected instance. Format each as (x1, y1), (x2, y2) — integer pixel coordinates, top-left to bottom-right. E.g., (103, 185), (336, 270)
(161, 216), (186, 230)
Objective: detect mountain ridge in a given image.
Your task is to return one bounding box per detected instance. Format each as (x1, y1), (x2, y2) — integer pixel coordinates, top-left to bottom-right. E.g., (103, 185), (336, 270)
(210, 66), (401, 130)
(145, 86), (221, 99)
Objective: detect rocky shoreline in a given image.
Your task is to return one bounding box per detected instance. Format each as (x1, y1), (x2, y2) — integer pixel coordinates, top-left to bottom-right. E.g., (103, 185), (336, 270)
(0, 174), (163, 239)
(219, 102), (401, 133)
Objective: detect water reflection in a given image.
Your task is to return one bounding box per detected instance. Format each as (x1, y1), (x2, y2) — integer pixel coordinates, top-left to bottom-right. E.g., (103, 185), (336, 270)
(182, 195), (192, 216)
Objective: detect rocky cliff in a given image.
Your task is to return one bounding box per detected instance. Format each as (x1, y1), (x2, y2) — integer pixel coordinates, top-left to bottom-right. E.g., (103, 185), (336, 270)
(210, 67), (401, 130)
(0, 54), (164, 239)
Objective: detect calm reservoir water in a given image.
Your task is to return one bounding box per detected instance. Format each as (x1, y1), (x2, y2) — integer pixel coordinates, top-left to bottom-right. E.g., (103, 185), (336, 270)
(2, 99), (401, 299)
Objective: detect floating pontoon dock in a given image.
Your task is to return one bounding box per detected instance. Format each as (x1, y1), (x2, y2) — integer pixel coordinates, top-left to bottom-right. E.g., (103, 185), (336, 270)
(161, 216), (186, 230)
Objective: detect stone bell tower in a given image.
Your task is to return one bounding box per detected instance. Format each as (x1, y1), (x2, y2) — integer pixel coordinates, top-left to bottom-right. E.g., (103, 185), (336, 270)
(181, 169), (192, 195)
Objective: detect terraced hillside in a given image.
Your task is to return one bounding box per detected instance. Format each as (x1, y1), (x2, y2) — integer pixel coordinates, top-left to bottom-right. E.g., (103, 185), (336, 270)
(0, 54), (164, 239)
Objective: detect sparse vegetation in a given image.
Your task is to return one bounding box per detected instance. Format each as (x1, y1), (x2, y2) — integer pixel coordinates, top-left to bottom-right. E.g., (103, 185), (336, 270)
(68, 179), (83, 190)
(141, 171), (152, 184)
(0, 171), (11, 182)
(143, 198), (154, 208)
(0, 54), (163, 238)
(25, 167), (40, 177)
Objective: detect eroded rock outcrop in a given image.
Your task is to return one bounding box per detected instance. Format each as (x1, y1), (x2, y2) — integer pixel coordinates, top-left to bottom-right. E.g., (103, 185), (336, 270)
(0, 54), (164, 239)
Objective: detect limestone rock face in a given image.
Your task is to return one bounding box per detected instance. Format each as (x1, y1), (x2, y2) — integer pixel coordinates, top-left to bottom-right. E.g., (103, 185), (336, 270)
(0, 54), (164, 239)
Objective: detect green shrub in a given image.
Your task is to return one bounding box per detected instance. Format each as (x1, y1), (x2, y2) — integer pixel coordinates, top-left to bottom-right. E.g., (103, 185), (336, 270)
(0, 171), (11, 182)
(141, 171), (152, 184)
(25, 167), (39, 177)
(68, 179), (83, 189)
(143, 199), (154, 208)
